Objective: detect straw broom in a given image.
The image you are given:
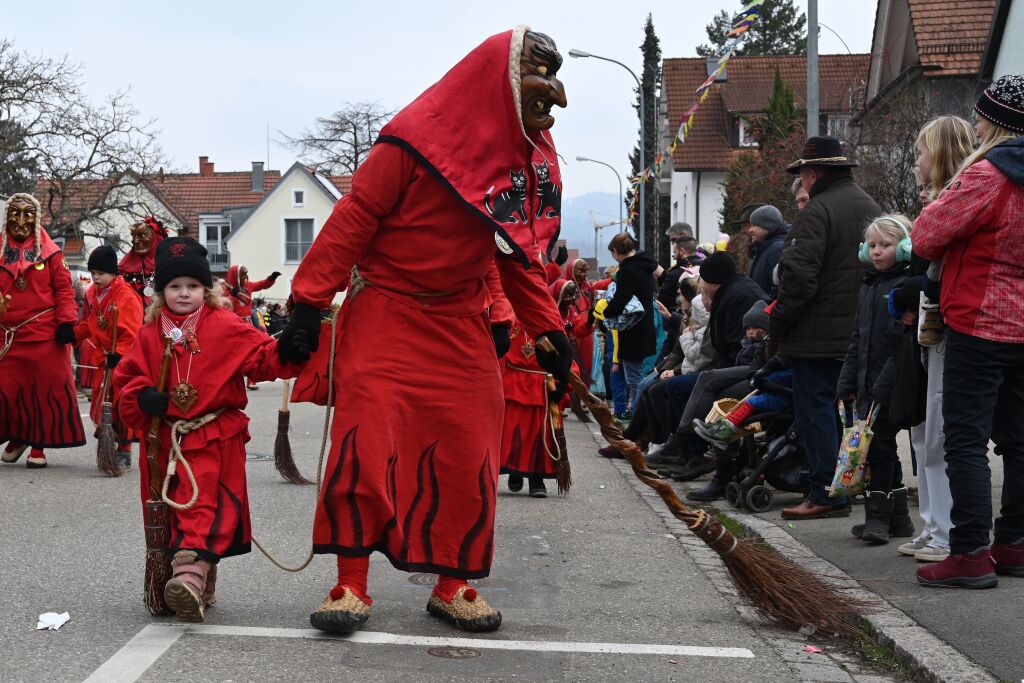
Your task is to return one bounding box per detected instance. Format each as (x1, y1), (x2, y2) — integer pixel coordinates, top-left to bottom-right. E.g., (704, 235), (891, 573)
(538, 339), (870, 637)
(274, 379), (312, 485)
(96, 304), (122, 477)
(143, 336), (175, 615)
(544, 375), (572, 494)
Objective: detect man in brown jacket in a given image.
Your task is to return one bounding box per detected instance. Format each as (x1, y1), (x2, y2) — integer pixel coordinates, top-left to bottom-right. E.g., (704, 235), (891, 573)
(770, 137), (882, 519)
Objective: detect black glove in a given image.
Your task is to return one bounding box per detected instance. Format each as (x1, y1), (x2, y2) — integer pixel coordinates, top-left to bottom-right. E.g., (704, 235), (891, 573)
(587, 309), (596, 327)
(230, 285), (240, 297)
(836, 386), (856, 404)
(534, 330), (573, 402)
(268, 271), (282, 283)
(54, 322), (75, 345)
(106, 353), (122, 369)
(278, 302), (321, 363)
(138, 387), (169, 416)
(490, 323), (510, 359)
(554, 245), (569, 266)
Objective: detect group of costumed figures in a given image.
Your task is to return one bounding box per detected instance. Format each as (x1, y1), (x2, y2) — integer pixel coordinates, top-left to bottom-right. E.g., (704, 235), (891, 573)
(0, 27), (600, 634)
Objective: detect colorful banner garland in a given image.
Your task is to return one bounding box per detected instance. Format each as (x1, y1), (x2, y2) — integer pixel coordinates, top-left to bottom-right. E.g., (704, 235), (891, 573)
(627, 0), (765, 224)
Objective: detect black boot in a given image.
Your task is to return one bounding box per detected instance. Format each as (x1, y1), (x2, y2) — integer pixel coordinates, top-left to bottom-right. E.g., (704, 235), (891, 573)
(645, 433), (685, 467)
(859, 490), (893, 544)
(672, 436), (716, 482)
(686, 455), (732, 502)
(889, 487), (916, 538)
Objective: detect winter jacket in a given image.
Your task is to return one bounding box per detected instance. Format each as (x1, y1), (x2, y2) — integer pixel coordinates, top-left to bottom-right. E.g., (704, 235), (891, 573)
(914, 137), (1024, 344)
(735, 336), (768, 371)
(747, 225), (788, 298)
(837, 264), (909, 414)
(769, 172), (883, 358)
(707, 275), (769, 369)
(601, 251), (658, 361)
(656, 255), (702, 310)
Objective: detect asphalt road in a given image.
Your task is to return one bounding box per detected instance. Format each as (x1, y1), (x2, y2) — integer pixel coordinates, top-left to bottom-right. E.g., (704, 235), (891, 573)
(1, 381), (897, 682)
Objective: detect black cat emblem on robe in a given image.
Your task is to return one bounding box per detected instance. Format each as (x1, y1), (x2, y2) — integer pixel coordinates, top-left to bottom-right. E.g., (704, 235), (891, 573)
(533, 161), (561, 219)
(484, 169), (529, 224)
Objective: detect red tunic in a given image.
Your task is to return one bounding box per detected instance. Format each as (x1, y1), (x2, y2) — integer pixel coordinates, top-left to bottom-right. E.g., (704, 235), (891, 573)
(73, 276), (144, 435)
(114, 305), (297, 561)
(499, 320), (559, 478)
(291, 143), (562, 578)
(0, 230), (85, 448)
(222, 265), (273, 319)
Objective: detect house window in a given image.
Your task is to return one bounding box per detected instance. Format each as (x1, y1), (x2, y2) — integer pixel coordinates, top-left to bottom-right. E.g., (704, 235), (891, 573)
(827, 114), (851, 140)
(284, 218), (314, 262)
(293, 190), (305, 207)
(738, 119), (758, 148)
(204, 222), (231, 266)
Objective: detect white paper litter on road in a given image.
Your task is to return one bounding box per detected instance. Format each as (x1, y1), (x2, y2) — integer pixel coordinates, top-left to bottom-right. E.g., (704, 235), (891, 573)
(36, 612), (70, 630)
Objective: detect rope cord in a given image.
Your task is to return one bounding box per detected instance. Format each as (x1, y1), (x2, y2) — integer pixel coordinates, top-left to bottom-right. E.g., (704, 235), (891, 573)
(506, 361), (561, 463)
(160, 410), (225, 510)
(0, 306), (55, 360)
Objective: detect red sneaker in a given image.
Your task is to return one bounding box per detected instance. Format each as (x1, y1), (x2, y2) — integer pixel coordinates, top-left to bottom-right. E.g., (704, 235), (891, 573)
(916, 549), (998, 588)
(991, 539), (1024, 577)
(26, 448), (47, 469)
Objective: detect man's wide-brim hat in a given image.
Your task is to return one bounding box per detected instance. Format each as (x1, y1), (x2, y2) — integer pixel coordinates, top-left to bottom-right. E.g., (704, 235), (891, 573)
(786, 136), (858, 173)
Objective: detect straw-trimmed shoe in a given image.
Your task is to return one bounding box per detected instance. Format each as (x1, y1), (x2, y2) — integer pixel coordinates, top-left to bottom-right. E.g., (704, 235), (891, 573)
(426, 585), (502, 632)
(2, 442), (28, 463)
(310, 586), (371, 634)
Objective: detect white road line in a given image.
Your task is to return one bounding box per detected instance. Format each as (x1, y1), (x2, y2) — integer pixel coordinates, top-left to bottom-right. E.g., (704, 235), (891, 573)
(85, 622), (754, 681)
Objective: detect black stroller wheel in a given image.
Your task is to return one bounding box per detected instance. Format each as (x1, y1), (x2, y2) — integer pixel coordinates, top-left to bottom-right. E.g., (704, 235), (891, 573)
(725, 482), (743, 508)
(745, 485), (773, 513)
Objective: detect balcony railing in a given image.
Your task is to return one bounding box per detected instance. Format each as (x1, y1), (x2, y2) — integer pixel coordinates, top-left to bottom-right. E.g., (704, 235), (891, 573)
(207, 250), (230, 268)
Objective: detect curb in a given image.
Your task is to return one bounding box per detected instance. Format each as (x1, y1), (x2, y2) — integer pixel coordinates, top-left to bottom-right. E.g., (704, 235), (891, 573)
(585, 427), (996, 683)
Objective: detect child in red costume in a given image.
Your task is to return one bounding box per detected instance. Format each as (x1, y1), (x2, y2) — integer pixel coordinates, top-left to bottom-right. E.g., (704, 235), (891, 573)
(114, 237), (304, 623)
(1, 193), (85, 468)
(278, 27), (574, 635)
(74, 245), (144, 469)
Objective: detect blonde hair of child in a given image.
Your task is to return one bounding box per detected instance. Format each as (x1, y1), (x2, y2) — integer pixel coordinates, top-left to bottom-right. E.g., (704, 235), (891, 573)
(916, 116), (975, 200)
(949, 119), (1018, 186)
(865, 213), (913, 245)
(144, 285), (230, 323)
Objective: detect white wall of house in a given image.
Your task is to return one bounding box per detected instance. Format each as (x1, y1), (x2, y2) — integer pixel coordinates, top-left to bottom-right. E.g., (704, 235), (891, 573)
(225, 165), (340, 302)
(993, 1), (1024, 79)
(74, 181), (182, 267)
(668, 170), (728, 244)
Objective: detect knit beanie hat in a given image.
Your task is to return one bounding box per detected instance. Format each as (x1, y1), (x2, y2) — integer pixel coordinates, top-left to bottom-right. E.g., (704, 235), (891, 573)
(154, 236), (213, 292)
(87, 245), (119, 275)
(975, 75), (1024, 134)
(699, 252), (737, 284)
(742, 300), (770, 330)
(749, 205), (786, 232)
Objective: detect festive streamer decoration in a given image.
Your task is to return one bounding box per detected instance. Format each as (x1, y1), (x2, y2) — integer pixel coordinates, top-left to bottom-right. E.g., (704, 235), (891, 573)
(627, 0), (765, 224)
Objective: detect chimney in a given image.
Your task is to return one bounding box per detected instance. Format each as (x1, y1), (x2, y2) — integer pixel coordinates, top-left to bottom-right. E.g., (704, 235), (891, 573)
(251, 161), (264, 192)
(198, 156), (214, 177)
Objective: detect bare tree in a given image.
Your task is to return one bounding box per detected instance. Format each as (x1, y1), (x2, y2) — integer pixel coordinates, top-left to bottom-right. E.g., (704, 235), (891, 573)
(281, 101), (395, 175)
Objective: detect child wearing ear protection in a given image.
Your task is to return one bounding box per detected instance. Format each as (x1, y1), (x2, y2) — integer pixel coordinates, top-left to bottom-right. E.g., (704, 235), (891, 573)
(837, 214), (915, 545)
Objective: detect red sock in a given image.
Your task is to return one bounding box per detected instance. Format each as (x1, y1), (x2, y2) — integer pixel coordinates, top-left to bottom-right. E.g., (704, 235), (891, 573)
(434, 574), (476, 603)
(331, 555), (372, 604)
(726, 402), (755, 426)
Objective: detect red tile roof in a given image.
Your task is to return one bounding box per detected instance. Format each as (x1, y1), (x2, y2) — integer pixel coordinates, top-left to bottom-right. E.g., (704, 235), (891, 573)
(327, 175), (352, 195)
(908, 0), (996, 76)
(663, 54), (871, 171)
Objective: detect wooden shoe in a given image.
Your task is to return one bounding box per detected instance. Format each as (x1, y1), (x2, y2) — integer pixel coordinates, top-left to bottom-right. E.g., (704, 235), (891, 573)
(426, 586), (502, 632)
(310, 586), (371, 634)
(164, 551), (210, 623)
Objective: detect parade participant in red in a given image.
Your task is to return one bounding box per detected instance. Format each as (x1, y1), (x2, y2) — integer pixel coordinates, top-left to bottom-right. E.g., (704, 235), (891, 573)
(566, 258), (596, 384)
(277, 27), (574, 635)
(114, 237), (305, 622)
(74, 245), (144, 469)
(222, 265), (280, 320)
(1, 193), (85, 468)
(119, 216), (168, 305)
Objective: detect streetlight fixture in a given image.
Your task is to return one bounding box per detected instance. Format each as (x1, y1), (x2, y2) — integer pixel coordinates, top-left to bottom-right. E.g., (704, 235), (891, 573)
(570, 48), (646, 250)
(576, 155), (623, 258)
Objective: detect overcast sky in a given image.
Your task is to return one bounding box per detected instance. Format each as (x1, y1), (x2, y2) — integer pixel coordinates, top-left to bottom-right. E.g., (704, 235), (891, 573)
(4, 1), (876, 202)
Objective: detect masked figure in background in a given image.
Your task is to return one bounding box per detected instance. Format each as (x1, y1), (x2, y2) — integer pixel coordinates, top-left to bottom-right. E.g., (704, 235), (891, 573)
(120, 216), (169, 305)
(278, 27), (573, 635)
(0, 193), (85, 468)
(223, 265), (281, 389)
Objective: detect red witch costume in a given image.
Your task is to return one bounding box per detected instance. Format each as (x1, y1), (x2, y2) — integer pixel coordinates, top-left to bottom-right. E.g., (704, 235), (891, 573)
(222, 265), (275, 320)
(564, 259), (597, 384)
(119, 216), (168, 305)
(1, 193), (85, 465)
(283, 27), (571, 633)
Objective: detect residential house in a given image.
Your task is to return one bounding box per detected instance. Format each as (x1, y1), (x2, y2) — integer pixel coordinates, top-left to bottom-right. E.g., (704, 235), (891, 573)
(981, 0), (1024, 80)
(660, 53), (870, 244)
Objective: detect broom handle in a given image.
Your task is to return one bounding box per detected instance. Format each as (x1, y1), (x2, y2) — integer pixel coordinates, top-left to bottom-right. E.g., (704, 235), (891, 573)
(103, 304), (120, 403)
(280, 378), (290, 412)
(146, 337), (175, 500)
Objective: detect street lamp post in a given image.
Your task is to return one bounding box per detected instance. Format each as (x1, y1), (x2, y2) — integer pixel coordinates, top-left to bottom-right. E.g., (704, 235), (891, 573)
(569, 48), (646, 251)
(575, 155), (623, 259)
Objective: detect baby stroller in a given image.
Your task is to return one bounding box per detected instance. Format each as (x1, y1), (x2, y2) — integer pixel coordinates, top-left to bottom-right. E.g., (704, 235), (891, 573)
(707, 375), (810, 513)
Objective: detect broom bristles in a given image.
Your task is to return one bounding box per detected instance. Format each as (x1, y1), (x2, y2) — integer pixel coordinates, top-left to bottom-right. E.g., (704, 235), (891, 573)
(274, 411), (312, 485)
(555, 456), (572, 495)
(96, 402), (122, 477)
(144, 549), (173, 615)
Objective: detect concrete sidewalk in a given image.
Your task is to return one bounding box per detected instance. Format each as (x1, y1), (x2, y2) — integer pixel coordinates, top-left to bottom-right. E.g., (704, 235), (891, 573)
(601, 427), (1016, 682)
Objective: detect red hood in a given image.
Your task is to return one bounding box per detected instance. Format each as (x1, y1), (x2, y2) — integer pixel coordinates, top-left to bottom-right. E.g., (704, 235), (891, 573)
(119, 217), (168, 275)
(377, 27), (562, 266)
(225, 264), (242, 288)
(2, 228), (62, 279)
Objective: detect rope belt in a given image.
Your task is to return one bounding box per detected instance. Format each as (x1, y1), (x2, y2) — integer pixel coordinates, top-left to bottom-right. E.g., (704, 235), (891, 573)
(505, 362), (562, 464)
(160, 410), (225, 511)
(348, 265), (457, 305)
(0, 306), (56, 361)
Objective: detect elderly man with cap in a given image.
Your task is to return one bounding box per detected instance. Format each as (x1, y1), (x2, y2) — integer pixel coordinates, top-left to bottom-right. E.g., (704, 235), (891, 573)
(745, 205), (789, 298)
(657, 222), (702, 310)
(771, 136), (882, 520)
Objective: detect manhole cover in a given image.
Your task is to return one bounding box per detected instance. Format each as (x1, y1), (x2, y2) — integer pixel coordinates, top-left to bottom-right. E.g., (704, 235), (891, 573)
(428, 647), (480, 659)
(246, 453), (273, 461)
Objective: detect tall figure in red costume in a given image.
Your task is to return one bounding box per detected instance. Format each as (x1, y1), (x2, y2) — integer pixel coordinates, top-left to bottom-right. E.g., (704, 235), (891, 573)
(277, 27), (574, 634)
(0, 193), (85, 468)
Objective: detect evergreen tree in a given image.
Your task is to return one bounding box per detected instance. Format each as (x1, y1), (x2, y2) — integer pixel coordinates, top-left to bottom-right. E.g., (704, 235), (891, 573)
(0, 120), (38, 197)
(696, 0), (806, 58)
(625, 14), (661, 255)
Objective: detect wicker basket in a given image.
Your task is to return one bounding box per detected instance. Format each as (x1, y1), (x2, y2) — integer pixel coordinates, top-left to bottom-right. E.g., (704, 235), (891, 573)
(705, 397), (761, 436)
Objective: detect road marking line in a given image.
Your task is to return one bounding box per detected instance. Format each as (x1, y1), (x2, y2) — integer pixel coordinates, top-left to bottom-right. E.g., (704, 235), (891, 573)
(82, 624), (184, 683)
